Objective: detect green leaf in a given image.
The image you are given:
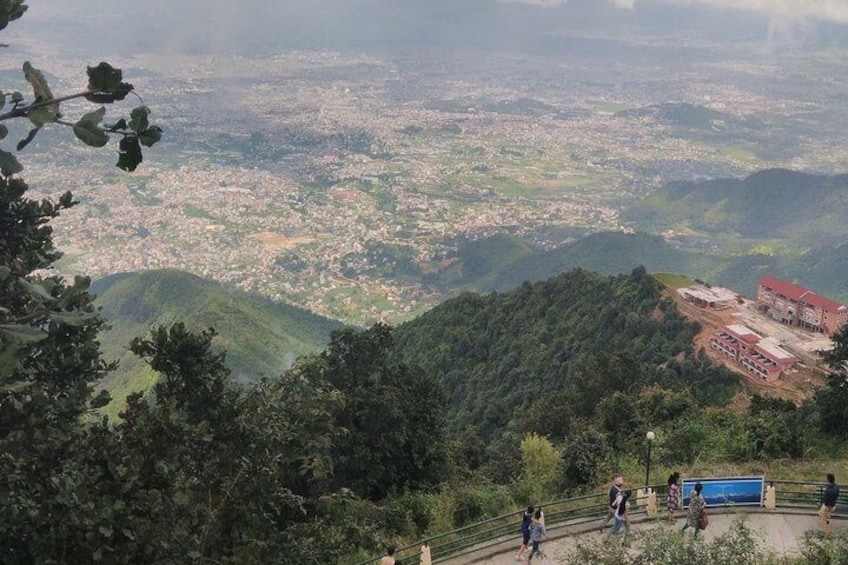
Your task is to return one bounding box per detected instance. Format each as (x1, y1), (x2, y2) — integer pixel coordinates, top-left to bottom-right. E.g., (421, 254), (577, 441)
(0, 148), (23, 176)
(128, 106), (149, 133)
(17, 278), (53, 300)
(138, 126), (162, 148)
(28, 105), (54, 127)
(22, 61), (54, 101)
(106, 118), (127, 132)
(0, 2), (28, 33)
(16, 126), (40, 151)
(48, 311), (98, 327)
(0, 324), (47, 344)
(10, 91), (23, 103)
(0, 124), (7, 140)
(117, 135), (142, 171)
(79, 106), (106, 125)
(90, 389), (111, 409)
(86, 62), (133, 103)
(73, 107), (109, 148)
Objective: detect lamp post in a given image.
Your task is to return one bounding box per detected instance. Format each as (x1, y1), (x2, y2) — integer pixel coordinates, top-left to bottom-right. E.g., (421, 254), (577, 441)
(645, 430), (656, 492)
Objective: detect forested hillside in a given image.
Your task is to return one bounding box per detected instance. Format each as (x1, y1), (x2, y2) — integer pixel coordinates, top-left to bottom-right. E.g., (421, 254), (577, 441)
(624, 168), (848, 243)
(485, 232), (716, 293)
(393, 268), (740, 439)
(92, 269), (343, 399)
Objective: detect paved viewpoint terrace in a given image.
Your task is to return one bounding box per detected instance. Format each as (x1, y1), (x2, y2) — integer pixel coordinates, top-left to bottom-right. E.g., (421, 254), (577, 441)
(443, 509), (844, 564)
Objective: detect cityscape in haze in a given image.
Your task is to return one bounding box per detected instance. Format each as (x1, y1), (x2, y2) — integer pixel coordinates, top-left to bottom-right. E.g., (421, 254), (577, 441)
(4, 0), (848, 324)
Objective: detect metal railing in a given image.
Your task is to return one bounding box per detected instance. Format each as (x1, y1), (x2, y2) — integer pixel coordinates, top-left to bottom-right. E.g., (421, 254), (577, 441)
(356, 478), (847, 564)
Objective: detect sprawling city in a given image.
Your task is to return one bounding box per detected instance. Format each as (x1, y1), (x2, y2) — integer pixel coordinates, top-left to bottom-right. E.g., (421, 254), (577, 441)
(8, 24), (848, 323)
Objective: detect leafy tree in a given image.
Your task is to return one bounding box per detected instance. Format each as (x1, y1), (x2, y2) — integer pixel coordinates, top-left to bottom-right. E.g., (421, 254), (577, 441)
(299, 323), (449, 501)
(561, 425), (612, 488)
(569, 353), (642, 420)
(814, 324), (848, 437)
(814, 373), (848, 437)
(825, 323), (848, 370)
(597, 391), (638, 437)
(723, 395), (807, 460)
(518, 390), (575, 441)
(635, 384), (695, 425)
(116, 324), (345, 564)
(1, 1), (161, 384)
(519, 433), (561, 503)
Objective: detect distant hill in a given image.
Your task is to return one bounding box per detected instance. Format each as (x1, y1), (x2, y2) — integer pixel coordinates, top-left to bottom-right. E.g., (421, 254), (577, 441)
(486, 231), (718, 292)
(616, 102), (733, 128)
(92, 269), (344, 406)
(624, 168), (848, 243)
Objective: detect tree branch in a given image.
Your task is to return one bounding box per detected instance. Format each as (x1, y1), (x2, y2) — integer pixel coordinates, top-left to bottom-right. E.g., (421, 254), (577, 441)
(0, 90), (98, 121)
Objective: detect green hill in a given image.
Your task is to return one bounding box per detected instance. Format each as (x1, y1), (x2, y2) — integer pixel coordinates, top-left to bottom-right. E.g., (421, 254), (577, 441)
(92, 269), (344, 406)
(393, 268), (740, 440)
(624, 168), (848, 243)
(487, 231), (719, 292)
(616, 102), (738, 129)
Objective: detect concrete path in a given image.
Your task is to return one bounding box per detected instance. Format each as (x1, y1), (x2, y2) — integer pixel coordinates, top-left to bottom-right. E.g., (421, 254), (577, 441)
(443, 510), (845, 564)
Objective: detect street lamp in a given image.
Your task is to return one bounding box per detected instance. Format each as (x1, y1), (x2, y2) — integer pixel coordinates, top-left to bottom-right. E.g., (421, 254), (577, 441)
(645, 430), (656, 492)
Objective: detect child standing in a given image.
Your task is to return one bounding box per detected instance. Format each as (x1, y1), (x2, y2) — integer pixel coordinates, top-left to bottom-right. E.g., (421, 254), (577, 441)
(526, 509), (546, 563)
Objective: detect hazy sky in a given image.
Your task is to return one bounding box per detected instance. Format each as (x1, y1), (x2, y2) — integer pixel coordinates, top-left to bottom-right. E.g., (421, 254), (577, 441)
(502, 0), (848, 24)
(2, 0), (845, 59)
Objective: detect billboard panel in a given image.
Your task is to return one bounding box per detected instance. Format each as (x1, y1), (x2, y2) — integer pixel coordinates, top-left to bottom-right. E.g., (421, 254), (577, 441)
(682, 476), (764, 508)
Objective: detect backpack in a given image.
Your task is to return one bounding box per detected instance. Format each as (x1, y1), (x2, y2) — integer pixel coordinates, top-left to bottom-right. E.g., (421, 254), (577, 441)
(609, 486), (621, 508)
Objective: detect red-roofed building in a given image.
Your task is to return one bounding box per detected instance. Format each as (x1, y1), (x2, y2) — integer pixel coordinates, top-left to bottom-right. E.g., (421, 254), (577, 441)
(710, 324), (798, 381)
(757, 276), (848, 336)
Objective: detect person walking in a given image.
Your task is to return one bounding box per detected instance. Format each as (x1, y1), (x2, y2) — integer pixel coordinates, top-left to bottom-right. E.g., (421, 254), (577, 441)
(681, 482), (706, 537)
(598, 475), (624, 533)
(515, 505), (534, 561)
(527, 509), (546, 563)
(607, 490), (632, 542)
(820, 473), (840, 534)
(667, 472), (681, 523)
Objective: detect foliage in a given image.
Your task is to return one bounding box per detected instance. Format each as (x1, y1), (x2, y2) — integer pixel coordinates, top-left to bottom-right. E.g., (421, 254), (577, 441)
(393, 268), (732, 442)
(564, 517), (769, 565)
(92, 269), (343, 414)
(561, 425), (613, 488)
(297, 323), (450, 501)
(1, 56), (162, 172)
(796, 530), (848, 565)
(746, 395), (806, 459)
(519, 433), (561, 503)
(812, 325), (848, 437)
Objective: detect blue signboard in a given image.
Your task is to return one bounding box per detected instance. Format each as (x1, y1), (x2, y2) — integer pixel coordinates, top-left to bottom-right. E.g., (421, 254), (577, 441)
(682, 476), (764, 508)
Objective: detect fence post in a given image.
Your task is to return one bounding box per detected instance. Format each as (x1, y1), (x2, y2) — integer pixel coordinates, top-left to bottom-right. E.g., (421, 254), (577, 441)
(764, 483), (776, 509)
(647, 489), (658, 516)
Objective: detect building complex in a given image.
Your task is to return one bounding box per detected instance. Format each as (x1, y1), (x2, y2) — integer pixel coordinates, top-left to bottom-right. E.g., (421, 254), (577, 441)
(711, 324), (798, 382)
(757, 276), (848, 336)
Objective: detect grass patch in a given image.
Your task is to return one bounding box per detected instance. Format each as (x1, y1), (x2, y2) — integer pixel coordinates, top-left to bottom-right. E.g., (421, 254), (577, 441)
(653, 272), (695, 289)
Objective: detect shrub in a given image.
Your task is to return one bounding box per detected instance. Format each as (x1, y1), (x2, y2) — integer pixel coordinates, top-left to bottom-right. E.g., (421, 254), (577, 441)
(796, 530), (848, 565)
(562, 516), (778, 565)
